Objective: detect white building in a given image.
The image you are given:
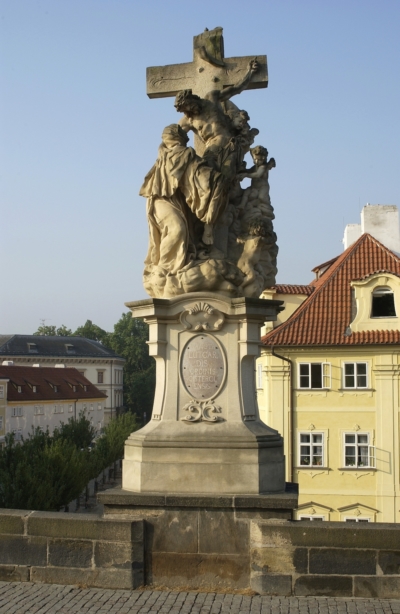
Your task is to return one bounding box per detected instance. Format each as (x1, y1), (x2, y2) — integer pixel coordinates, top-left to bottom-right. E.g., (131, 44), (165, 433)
(0, 336), (125, 424)
(343, 204), (400, 254)
(0, 365), (107, 444)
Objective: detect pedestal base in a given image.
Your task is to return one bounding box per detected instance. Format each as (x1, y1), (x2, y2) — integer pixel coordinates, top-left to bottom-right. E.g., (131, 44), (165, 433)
(123, 293), (285, 496)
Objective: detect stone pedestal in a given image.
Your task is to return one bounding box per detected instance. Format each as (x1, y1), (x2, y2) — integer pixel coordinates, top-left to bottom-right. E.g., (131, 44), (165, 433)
(122, 292), (286, 495)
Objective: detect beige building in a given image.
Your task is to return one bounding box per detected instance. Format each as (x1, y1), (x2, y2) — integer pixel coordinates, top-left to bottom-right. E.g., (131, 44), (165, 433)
(0, 336), (124, 424)
(258, 233), (400, 522)
(0, 365), (107, 445)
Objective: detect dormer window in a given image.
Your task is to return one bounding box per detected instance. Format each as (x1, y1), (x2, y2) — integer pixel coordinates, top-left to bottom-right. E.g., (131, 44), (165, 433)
(371, 287), (396, 318)
(27, 343), (38, 354)
(32, 386), (37, 393)
(17, 386), (22, 393)
(65, 344), (75, 354)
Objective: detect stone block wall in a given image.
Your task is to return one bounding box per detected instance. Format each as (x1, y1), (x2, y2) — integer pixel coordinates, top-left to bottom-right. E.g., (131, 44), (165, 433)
(0, 509), (144, 590)
(250, 520), (400, 598)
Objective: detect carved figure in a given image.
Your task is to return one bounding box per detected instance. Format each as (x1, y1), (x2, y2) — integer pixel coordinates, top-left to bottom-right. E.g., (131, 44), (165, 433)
(175, 59), (259, 245)
(140, 28), (279, 300)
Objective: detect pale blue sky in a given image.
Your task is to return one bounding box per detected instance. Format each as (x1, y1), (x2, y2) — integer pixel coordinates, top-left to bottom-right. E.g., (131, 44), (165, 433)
(1, 0), (399, 333)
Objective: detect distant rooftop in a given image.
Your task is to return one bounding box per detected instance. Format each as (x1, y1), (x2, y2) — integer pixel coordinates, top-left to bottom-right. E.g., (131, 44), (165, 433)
(0, 335), (123, 360)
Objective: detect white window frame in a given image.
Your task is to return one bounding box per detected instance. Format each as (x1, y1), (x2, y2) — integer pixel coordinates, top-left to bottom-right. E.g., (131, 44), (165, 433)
(0, 416), (3, 429)
(11, 407), (23, 417)
(343, 362), (368, 389)
(298, 363), (331, 389)
(343, 432), (375, 468)
(97, 371), (104, 384)
(344, 517), (371, 523)
(371, 286), (396, 318)
(298, 431), (325, 467)
(298, 515), (325, 521)
(54, 405), (64, 414)
(97, 403), (102, 411)
(34, 405), (44, 416)
(0, 385), (4, 399)
(68, 405), (73, 413)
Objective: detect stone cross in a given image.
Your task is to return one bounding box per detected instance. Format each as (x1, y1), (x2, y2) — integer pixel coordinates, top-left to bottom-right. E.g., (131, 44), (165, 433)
(146, 27), (268, 100)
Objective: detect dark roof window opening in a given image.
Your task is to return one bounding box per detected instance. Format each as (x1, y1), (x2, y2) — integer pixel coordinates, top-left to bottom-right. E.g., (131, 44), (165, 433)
(371, 287), (396, 318)
(65, 344), (76, 354)
(27, 343), (38, 354)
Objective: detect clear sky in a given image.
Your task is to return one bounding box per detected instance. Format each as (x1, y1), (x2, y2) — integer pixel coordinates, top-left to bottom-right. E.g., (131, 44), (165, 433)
(1, 0), (399, 333)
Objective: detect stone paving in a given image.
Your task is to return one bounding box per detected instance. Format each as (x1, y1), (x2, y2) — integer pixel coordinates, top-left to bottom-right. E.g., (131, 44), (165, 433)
(1, 583), (400, 614)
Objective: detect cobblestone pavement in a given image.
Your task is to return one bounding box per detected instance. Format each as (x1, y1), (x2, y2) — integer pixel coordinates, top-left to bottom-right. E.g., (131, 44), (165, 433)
(1, 583), (400, 614)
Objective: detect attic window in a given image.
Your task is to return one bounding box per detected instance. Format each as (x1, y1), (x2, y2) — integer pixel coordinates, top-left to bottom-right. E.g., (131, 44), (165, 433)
(65, 344), (75, 354)
(27, 343), (38, 354)
(371, 287), (396, 318)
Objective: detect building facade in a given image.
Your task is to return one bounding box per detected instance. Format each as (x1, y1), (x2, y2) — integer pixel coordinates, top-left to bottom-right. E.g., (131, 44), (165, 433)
(0, 336), (124, 424)
(0, 365), (107, 444)
(258, 234), (400, 523)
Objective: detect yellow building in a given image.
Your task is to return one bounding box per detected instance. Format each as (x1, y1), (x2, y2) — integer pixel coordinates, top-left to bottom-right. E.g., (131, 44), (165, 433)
(258, 233), (400, 522)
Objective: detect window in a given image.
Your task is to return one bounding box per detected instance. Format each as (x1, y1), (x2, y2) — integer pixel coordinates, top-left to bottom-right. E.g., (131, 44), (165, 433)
(54, 405), (64, 414)
(299, 432), (324, 466)
(344, 433), (375, 468)
(97, 372), (104, 384)
(299, 363), (331, 389)
(17, 386), (22, 393)
(0, 385), (4, 399)
(12, 407), (23, 417)
(371, 287), (396, 318)
(343, 363), (367, 389)
(13, 429), (22, 441)
(68, 405), (73, 413)
(27, 343), (38, 353)
(256, 363), (263, 389)
(97, 403), (102, 411)
(345, 517), (370, 523)
(298, 515), (325, 521)
(82, 404), (87, 411)
(89, 404), (94, 411)
(73, 385), (76, 392)
(34, 405), (44, 415)
(0, 417), (3, 429)
(65, 344), (75, 354)
(32, 386), (37, 393)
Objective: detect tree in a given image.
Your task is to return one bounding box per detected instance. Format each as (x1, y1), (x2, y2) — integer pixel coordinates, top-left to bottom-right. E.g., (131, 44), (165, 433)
(0, 429), (90, 511)
(33, 324), (72, 336)
(108, 313), (155, 420)
(91, 413), (139, 476)
(74, 320), (110, 345)
(53, 412), (97, 450)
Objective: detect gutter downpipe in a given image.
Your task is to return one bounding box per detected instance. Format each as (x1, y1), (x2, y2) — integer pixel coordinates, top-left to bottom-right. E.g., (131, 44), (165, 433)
(271, 346), (294, 483)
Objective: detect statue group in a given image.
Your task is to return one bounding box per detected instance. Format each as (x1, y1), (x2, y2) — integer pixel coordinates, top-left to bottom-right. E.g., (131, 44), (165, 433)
(140, 28), (278, 299)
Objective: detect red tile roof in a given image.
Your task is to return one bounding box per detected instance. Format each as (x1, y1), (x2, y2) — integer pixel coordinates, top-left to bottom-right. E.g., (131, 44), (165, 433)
(262, 234), (400, 347)
(272, 285), (315, 296)
(0, 366), (107, 403)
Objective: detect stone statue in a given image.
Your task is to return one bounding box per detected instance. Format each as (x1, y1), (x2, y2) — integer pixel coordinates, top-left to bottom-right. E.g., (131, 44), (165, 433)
(140, 28), (278, 299)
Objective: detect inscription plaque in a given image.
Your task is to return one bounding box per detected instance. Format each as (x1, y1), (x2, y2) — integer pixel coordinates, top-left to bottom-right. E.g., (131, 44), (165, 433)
(181, 334), (225, 399)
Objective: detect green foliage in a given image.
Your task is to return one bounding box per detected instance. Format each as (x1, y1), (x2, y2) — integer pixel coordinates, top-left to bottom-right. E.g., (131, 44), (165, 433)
(74, 320), (110, 345)
(53, 412), (97, 450)
(0, 429), (90, 511)
(108, 314), (155, 419)
(33, 324), (72, 336)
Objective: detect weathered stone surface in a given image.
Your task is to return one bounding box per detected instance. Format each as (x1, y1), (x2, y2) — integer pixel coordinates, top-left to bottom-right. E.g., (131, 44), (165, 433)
(294, 575), (353, 597)
(0, 509), (27, 535)
(309, 548), (376, 575)
(30, 566), (141, 590)
(199, 511), (249, 555)
(27, 512), (142, 542)
(251, 546), (307, 574)
(0, 564), (30, 582)
(48, 538), (93, 568)
(147, 510), (198, 554)
(251, 573), (292, 596)
(379, 550), (400, 575)
(252, 521), (400, 550)
(0, 535), (47, 566)
(354, 576), (400, 598)
(149, 552), (250, 590)
(94, 541), (143, 569)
